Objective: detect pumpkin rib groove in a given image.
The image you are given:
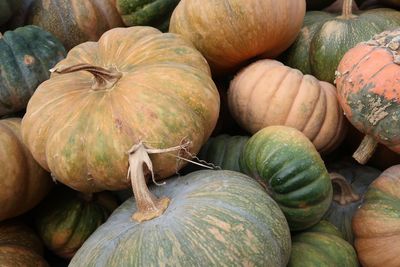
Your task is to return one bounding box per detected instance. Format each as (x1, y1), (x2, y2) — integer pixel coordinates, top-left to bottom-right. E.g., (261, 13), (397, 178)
(370, 61), (395, 79)
(343, 46), (377, 80)
(283, 73), (302, 125)
(302, 82), (325, 138)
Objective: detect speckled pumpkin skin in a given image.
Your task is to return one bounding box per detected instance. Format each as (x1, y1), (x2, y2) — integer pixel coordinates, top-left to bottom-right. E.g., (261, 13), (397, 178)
(21, 26), (220, 193)
(69, 170), (291, 267)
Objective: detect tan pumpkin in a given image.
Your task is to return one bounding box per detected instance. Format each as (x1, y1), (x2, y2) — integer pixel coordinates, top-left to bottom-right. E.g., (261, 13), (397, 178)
(0, 118), (53, 221)
(228, 59), (346, 154)
(169, 0), (305, 74)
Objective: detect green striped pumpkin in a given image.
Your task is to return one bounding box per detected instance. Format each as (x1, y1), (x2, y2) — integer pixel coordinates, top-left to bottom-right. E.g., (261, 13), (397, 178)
(0, 25), (65, 116)
(69, 170), (292, 266)
(240, 125), (333, 231)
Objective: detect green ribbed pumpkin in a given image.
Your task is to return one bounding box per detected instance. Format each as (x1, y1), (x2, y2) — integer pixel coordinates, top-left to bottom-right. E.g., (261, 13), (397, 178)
(116, 0), (180, 32)
(0, 25), (66, 116)
(35, 185), (119, 259)
(288, 221), (358, 267)
(240, 125), (333, 231)
(69, 170), (292, 266)
(0, 0), (21, 26)
(282, 0), (400, 83)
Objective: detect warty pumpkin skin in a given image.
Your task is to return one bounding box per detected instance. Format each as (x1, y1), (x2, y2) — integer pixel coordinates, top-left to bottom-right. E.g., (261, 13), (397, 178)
(28, 0), (124, 50)
(0, 25), (66, 116)
(240, 126), (333, 231)
(0, 118), (53, 221)
(169, 0), (306, 74)
(21, 26), (220, 193)
(352, 165), (400, 267)
(228, 59), (346, 154)
(69, 170), (292, 267)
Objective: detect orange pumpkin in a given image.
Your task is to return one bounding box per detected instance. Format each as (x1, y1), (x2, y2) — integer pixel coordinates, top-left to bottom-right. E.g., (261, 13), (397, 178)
(169, 0), (306, 74)
(228, 59), (346, 154)
(336, 29), (400, 164)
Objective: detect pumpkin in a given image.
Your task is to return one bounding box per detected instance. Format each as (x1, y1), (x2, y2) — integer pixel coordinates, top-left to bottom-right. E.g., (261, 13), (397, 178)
(35, 185), (119, 259)
(69, 169), (291, 266)
(336, 29), (400, 164)
(353, 165), (400, 267)
(288, 220), (359, 267)
(228, 59), (346, 154)
(306, 0), (336, 10)
(0, 220), (48, 266)
(0, 118), (53, 221)
(282, 0), (400, 83)
(0, 25), (66, 116)
(28, 0), (124, 50)
(323, 160), (380, 244)
(116, 0), (180, 32)
(21, 26), (220, 193)
(240, 125), (333, 231)
(169, 0), (306, 74)
(0, 0), (21, 26)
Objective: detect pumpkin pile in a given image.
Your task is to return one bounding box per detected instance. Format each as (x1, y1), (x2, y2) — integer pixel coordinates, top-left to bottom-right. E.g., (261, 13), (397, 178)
(1, 0), (400, 266)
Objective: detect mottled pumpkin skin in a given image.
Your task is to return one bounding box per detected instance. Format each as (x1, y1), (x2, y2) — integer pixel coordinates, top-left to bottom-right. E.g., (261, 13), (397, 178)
(228, 59), (346, 154)
(306, 0), (336, 10)
(282, 7), (400, 83)
(288, 221), (359, 267)
(69, 170), (291, 267)
(353, 165), (400, 267)
(0, 220), (48, 267)
(336, 29), (400, 155)
(240, 126), (333, 231)
(0, 118), (53, 221)
(0, 25), (66, 116)
(0, 0), (21, 25)
(169, 0), (305, 74)
(29, 0), (124, 50)
(21, 26), (220, 193)
(116, 0), (180, 32)
(35, 186), (119, 259)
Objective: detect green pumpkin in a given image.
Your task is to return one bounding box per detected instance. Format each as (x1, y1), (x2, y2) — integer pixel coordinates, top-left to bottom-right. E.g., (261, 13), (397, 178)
(0, 25), (66, 116)
(116, 0), (180, 32)
(69, 170), (292, 266)
(0, 0), (21, 26)
(35, 186), (119, 259)
(306, 0), (335, 10)
(282, 0), (400, 83)
(240, 125), (333, 231)
(323, 160), (380, 244)
(288, 220), (359, 267)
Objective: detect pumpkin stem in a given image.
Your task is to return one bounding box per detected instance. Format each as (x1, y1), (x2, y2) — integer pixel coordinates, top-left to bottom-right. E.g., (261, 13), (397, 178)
(330, 172), (360, 205)
(339, 0), (356, 19)
(50, 63), (122, 90)
(353, 135), (377, 164)
(127, 140), (191, 223)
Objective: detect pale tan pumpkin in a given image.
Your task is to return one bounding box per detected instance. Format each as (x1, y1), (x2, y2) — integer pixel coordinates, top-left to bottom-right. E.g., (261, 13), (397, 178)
(228, 59), (346, 154)
(0, 118), (53, 221)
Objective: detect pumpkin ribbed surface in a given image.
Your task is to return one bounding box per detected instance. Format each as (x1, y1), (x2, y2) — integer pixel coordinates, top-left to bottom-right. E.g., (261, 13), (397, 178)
(69, 170), (291, 266)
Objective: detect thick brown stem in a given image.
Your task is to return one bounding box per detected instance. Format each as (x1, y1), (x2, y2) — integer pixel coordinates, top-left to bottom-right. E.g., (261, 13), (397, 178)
(353, 135), (378, 164)
(339, 0), (356, 19)
(50, 63), (122, 90)
(330, 173), (360, 205)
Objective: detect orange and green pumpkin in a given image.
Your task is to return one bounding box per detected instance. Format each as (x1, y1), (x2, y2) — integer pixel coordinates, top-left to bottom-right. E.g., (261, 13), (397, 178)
(240, 126), (333, 231)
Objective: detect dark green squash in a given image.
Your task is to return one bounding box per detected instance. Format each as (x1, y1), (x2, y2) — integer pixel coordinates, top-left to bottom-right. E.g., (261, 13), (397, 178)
(35, 185), (119, 259)
(116, 0), (180, 32)
(0, 0), (21, 26)
(69, 170), (291, 266)
(0, 25), (66, 116)
(306, 0), (336, 10)
(288, 220), (359, 267)
(240, 125), (333, 231)
(282, 0), (400, 83)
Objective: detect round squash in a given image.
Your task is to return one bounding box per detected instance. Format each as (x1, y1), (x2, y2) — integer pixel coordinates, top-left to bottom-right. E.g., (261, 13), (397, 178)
(0, 220), (48, 266)
(336, 29), (400, 164)
(353, 165), (400, 267)
(282, 0), (400, 83)
(116, 0), (180, 32)
(306, 0), (336, 10)
(28, 0), (124, 50)
(0, 0), (21, 26)
(0, 118), (53, 221)
(69, 170), (291, 266)
(240, 125), (333, 231)
(169, 0), (306, 74)
(288, 220), (359, 267)
(35, 185), (119, 259)
(228, 59), (346, 154)
(0, 25), (66, 116)
(21, 26), (220, 193)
